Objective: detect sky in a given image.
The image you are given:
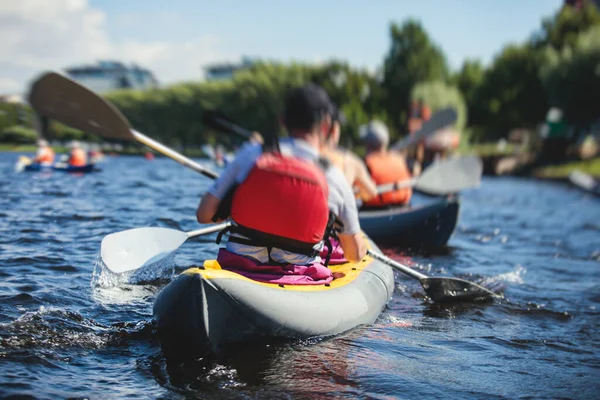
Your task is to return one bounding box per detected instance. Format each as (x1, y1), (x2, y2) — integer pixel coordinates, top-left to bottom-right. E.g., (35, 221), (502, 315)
(0, 0), (564, 94)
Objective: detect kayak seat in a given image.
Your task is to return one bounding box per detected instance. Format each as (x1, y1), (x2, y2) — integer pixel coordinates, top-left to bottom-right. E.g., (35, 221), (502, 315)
(216, 248), (334, 285)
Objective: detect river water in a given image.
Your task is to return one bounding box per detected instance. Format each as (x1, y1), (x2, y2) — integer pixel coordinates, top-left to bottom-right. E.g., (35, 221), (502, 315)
(0, 152), (598, 399)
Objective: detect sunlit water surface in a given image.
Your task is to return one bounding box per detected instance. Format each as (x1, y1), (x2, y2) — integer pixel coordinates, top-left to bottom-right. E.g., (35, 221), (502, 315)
(0, 152), (598, 399)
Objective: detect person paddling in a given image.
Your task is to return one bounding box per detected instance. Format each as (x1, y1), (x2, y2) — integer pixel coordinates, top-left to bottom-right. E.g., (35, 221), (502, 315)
(34, 139), (55, 165)
(196, 83), (367, 264)
(360, 120), (413, 208)
(68, 141), (88, 167)
(320, 106), (378, 203)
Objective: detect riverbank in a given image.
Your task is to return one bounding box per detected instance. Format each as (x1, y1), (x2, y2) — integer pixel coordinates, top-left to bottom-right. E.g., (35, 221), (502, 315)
(0, 144), (209, 158)
(533, 156), (600, 179)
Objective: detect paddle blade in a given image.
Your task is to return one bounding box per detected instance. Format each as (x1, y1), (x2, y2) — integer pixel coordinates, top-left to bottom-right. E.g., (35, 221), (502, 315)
(101, 227), (189, 274)
(420, 277), (502, 302)
(391, 108), (458, 152)
(28, 71), (134, 140)
(569, 170), (598, 192)
(415, 155), (483, 195)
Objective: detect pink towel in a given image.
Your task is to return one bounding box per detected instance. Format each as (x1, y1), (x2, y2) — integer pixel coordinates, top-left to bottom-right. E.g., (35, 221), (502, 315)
(217, 248), (334, 285)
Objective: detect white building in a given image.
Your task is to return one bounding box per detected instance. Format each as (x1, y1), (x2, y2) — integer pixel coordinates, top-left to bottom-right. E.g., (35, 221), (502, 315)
(65, 61), (159, 93)
(203, 57), (256, 81)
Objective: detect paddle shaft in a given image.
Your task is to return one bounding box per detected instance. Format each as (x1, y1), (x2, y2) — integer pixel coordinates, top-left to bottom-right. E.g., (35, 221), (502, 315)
(132, 130), (218, 179)
(367, 250), (427, 280)
(186, 221), (231, 238)
(376, 178), (417, 194)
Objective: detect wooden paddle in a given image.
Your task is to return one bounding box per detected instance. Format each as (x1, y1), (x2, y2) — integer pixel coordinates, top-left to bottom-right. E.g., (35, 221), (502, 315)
(101, 222), (231, 273)
(29, 70), (501, 302)
(28, 72), (219, 180)
(376, 155), (483, 196)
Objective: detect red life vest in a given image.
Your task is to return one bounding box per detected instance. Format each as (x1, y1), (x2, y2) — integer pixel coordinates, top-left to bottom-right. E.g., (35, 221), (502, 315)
(364, 151), (412, 207)
(229, 152), (331, 256)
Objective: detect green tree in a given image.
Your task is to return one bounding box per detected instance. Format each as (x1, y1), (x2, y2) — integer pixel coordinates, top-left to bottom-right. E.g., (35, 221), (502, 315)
(470, 44), (548, 141)
(451, 59), (485, 127)
(410, 81), (467, 132)
(536, 1), (600, 50)
(540, 25), (600, 129)
(382, 20), (449, 134)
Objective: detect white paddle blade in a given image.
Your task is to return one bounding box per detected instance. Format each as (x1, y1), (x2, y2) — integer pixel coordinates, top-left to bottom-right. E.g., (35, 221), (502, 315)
(416, 155), (483, 195)
(101, 227), (189, 274)
(391, 108), (458, 152)
(569, 170), (597, 191)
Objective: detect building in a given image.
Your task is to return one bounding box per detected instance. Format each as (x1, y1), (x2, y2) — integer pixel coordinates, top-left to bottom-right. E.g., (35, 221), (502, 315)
(203, 57), (256, 81)
(64, 61), (159, 93)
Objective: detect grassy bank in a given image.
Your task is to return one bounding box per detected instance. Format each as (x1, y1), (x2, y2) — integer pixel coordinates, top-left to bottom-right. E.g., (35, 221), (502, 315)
(533, 157), (600, 179)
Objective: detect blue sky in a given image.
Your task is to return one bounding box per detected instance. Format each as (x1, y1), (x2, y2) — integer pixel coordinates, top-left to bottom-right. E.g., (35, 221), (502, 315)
(1, 0), (564, 93)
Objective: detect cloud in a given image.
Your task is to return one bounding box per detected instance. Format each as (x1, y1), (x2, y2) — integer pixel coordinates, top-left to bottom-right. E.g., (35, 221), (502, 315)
(0, 0), (233, 93)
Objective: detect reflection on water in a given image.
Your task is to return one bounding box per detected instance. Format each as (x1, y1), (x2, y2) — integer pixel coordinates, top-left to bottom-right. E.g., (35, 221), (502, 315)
(0, 153), (599, 399)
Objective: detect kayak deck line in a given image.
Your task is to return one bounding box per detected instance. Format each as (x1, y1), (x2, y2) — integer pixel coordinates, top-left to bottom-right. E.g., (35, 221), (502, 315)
(188, 254), (371, 292)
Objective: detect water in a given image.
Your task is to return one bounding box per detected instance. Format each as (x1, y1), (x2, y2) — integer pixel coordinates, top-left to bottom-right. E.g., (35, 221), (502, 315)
(1, 152), (599, 399)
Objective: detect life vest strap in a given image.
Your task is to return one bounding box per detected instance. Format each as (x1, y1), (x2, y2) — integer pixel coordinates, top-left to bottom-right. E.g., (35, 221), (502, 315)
(226, 224), (321, 258)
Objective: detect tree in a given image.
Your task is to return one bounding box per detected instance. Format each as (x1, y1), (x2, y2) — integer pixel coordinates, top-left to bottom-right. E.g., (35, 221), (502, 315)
(451, 60), (485, 127)
(470, 44), (548, 140)
(536, 0), (600, 50)
(411, 81), (467, 133)
(382, 20), (449, 135)
(540, 25), (600, 129)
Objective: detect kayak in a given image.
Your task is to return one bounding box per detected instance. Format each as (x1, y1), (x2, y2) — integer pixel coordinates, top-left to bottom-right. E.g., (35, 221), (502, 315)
(153, 237), (394, 360)
(23, 163), (99, 173)
(568, 170), (600, 197)
(359, 193), (460, 249)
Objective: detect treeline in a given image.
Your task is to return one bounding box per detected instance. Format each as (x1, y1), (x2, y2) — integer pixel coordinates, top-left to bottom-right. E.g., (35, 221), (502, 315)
(2, 2), (599, 150)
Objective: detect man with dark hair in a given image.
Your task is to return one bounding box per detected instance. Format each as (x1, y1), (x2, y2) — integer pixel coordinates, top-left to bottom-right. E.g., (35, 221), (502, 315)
(196, 84), (366, 264)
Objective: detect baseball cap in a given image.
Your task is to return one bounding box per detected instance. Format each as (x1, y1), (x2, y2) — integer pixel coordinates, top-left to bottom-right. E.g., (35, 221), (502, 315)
(283, 84), (333, 131)
(359, 120), (390, 147)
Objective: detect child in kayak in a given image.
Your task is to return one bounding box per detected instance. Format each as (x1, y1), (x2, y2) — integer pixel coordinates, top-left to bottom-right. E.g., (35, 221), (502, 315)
(360, 120), (413, 208)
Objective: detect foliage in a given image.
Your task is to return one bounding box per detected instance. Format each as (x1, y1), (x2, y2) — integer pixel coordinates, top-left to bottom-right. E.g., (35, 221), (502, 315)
(536, 1), (600, 50)
(0, 125), (38, 144)
(382, 20), (449, 133)
(540, 25), (600, 129)
(410, 81), (467, 132)
(468, 44), (548, 141)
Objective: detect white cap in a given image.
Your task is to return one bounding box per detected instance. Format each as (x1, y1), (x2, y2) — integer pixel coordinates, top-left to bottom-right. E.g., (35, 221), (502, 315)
(37, 138), (48, 147)
(69, 140), (81, 149)
(359, 120), (389, 147)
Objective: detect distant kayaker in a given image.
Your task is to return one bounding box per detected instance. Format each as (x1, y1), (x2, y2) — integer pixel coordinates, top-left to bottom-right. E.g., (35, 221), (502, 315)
(360, 120), (413, 208)
(196, 84), (367, 264)
(68, 141), (88, 167)
(34, 139), (55, 165)
(321, 105), (378, 203)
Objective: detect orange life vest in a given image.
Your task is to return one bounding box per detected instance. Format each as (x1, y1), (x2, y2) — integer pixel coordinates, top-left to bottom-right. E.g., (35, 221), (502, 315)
(229, 152), (332, 257)
(69, 148), (87, 167)
(36, 146), (55, 164)
(364, 152), (412, 207)
(421, 105), (431, 121)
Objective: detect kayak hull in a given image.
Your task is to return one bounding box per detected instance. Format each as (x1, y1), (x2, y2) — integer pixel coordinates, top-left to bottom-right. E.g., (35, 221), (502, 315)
(359, 194), (459, 249)
(23, 163), (98, 173)
(153, 238), (394, 360)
